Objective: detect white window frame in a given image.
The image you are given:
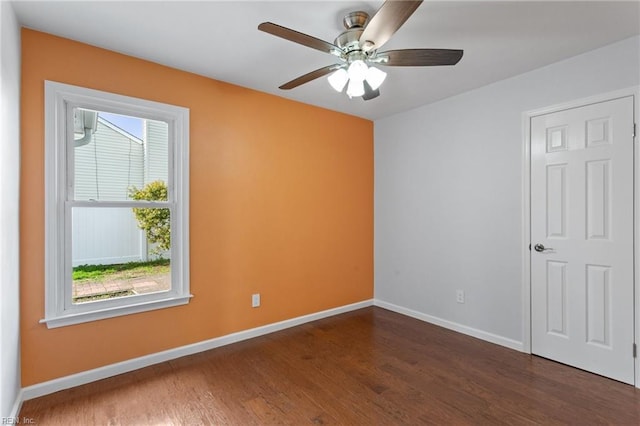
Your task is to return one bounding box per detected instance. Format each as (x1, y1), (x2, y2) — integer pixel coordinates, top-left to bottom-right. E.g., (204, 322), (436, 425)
(42, 81), (191, 328)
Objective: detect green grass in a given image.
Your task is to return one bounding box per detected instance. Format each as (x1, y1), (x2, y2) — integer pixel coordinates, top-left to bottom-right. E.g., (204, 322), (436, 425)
(73, 259), (170, 283)
(73, 290), (135, 303)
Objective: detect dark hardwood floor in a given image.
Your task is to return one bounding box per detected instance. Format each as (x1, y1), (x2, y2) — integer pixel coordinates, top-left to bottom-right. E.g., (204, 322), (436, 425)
(20, 307), (640, 425)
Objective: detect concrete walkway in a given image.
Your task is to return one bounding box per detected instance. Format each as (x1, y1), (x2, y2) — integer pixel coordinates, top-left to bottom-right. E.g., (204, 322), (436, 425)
(73, 273), (170, 302)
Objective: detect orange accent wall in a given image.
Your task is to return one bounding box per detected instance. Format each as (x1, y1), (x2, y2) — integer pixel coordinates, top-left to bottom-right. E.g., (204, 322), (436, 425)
(20, 29), (373, 386)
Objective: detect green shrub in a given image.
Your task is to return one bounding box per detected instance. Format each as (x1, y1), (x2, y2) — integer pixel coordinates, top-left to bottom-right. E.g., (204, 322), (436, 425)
(129, 180), (170, 256)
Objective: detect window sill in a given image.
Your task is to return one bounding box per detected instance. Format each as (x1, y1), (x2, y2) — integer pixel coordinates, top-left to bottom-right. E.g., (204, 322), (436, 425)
(40, 294), (193, 329)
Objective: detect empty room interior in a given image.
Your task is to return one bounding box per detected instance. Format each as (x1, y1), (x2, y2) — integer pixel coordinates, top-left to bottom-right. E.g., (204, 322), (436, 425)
(2, 0), (640, 424)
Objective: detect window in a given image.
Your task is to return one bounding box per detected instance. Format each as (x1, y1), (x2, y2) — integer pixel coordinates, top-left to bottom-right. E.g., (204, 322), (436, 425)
(43, 81), (190, 328)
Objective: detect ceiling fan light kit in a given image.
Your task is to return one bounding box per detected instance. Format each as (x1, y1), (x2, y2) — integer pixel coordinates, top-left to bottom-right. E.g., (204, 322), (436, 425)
(258, 0), (463, 101)
(347, 78), (366, 98)
(364, 66), (387, 90)
(327, 68), (349, 92)
(332, 61), (387, 99)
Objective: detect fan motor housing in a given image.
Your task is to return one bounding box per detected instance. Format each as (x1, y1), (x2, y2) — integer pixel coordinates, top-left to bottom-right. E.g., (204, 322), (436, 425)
(342, 11), (369, 29)
(334, 28), (363, 52)
(334, 11), (369, 53)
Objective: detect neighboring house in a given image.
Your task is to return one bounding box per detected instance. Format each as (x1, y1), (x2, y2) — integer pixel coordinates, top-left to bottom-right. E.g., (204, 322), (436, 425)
(72, 115), (169, 266)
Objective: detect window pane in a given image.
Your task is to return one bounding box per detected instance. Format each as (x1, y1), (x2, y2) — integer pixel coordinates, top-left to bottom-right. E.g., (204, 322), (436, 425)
(71, 207), (171, 304)
(72, 108), (169, 201)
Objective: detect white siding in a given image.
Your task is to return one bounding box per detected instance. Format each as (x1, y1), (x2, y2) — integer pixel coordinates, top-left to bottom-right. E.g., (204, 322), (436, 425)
(144, 119), (168, 184)
(74, 118), (144, 201)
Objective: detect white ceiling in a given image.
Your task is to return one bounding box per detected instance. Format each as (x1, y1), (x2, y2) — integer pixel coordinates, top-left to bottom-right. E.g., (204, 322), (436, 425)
(11, 0), (640, 120)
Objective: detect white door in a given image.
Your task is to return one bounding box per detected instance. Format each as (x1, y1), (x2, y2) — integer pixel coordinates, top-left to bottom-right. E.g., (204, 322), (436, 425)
(530, 96), (635, 384)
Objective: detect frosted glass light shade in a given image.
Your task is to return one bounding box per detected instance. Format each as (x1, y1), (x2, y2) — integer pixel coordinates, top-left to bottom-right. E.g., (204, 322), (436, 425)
(347, 60), (368, 82)
(327, 68), (349, 92)
(365, 67), (387, 90)
(346, 79), (365, 98)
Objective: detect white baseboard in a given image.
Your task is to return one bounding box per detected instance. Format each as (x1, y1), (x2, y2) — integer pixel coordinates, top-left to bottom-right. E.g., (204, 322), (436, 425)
(22, 299), (373, 401)
(9, 389), (24, 420)
(374, 299), (524, 352)
(19, 299), (526, 403)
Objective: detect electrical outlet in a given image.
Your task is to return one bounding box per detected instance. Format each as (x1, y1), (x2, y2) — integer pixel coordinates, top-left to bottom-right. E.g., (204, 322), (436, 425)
(252, 293), (261, 308)
(456, 289), (465, 304)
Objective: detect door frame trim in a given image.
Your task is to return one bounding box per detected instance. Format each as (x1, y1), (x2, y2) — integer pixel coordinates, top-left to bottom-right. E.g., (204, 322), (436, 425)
(521, 87), (640, 387)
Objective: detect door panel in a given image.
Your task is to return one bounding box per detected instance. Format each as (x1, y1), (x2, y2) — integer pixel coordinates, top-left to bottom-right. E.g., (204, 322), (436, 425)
(531, 96), (635, 385)
(585, 160), (610, 240)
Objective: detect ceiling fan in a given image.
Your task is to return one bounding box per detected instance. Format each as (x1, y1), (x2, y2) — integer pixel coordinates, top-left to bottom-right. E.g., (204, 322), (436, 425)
(258, 0), (463, 101)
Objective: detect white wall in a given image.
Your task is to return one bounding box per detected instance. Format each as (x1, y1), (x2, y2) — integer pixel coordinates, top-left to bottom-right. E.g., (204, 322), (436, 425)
(0, 0), (22, 418)
(375, 36), (640, 345)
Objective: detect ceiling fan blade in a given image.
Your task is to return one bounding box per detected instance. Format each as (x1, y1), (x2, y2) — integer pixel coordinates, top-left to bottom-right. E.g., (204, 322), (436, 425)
(359, 0), (423, 52)
(279, 64), (343, 90)
(362, 80), (380, 101)
(258, 22), (342, 56)
(376, 49), (463, 66)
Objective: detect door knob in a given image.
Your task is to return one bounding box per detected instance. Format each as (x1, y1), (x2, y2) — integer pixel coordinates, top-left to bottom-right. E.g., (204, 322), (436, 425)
(534, 244), (553, 252)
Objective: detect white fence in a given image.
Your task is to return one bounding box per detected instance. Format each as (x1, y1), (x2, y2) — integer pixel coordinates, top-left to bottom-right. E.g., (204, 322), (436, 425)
(72, 207), (146, 267)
